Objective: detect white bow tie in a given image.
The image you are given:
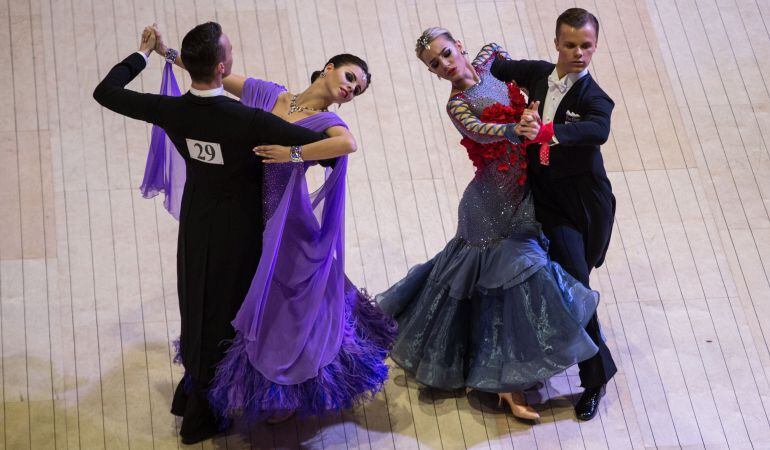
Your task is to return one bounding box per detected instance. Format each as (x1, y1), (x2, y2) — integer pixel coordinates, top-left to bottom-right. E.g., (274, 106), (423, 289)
(548, 78), (569, 93)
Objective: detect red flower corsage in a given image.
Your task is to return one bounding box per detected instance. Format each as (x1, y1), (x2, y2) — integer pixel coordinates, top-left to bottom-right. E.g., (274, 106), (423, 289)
(460, 82), (528, 184)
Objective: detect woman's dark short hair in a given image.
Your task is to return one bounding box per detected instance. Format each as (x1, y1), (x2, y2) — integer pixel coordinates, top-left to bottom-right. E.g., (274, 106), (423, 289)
(555, 8), (599, 40)
(311, 54), (372, 94)
(181, 22), (226, 83)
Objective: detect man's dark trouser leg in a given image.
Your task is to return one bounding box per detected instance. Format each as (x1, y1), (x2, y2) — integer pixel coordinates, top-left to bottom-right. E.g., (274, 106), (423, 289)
(546, 225), (617, 388)
(173, 378), (219, 440)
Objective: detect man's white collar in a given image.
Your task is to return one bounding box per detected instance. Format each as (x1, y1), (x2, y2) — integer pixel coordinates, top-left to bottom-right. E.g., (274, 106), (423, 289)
(549, 67), (589, 85)
(189, 86), (225, 97)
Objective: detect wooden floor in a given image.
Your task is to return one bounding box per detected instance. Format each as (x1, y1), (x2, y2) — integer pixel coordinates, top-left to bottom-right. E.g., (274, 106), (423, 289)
(2, 0), (770, 448)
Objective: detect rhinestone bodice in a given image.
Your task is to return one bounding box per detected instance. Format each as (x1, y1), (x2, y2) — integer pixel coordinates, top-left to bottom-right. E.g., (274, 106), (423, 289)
(451, 55), (540, 246)
(452, 73), (512, 143)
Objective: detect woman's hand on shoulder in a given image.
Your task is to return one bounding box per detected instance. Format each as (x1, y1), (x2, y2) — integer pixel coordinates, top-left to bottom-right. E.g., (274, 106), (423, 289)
(254, 144), (291, 164)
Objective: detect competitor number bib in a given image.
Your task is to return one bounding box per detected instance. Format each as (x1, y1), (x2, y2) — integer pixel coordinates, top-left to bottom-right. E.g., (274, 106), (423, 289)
(186, 138), (224, 165)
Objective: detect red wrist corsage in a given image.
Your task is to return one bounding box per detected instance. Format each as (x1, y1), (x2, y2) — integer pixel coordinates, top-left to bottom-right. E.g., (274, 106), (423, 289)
(525, 122), (554, 166)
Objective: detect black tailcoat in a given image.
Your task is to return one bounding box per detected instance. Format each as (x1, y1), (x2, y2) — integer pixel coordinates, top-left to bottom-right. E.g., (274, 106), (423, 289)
(491, 58), (617, 387)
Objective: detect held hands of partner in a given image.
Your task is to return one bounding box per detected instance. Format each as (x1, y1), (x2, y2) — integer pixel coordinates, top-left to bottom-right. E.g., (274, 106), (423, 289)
(516, 101), (541, 141)
(139, 24), (157, 56)
(149, 24), (168, 57)
(138, 23), (168, 57)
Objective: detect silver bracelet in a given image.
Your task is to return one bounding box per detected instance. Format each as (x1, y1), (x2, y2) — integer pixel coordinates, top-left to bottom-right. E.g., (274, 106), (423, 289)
(165, 48), (178, 64)
(290, 145), (303, 163)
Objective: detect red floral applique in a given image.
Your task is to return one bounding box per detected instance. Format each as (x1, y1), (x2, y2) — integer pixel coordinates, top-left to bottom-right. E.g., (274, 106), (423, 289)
(461, 137), (509, 173)
(507, 82), (527, 111)
(480, 102), (518, 124)
(460, 81), (528, 184)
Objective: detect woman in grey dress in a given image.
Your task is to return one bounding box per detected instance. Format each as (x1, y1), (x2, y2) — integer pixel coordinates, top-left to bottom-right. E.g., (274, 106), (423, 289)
(377, 27), (600, 421)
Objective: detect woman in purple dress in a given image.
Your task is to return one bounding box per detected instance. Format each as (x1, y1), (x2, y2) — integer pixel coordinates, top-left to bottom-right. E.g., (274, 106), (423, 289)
(376, 27), (601, 421)
(146, 27), (396, 424)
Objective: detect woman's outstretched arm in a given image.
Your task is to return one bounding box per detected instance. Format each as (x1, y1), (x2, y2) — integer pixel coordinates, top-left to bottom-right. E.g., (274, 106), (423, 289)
(253, 125), (357, 163)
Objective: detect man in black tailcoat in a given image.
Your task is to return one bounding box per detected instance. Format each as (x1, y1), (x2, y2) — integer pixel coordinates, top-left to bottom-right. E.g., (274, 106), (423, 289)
(94, 22), (328, 443)
(491, 8), (617, 420)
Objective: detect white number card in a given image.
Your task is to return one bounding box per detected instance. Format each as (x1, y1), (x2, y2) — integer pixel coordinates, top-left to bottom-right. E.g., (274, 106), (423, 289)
(186, 139), (224, 165)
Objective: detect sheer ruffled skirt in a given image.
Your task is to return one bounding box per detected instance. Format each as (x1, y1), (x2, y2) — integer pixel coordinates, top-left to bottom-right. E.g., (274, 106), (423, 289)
(377, 235), (599, 392)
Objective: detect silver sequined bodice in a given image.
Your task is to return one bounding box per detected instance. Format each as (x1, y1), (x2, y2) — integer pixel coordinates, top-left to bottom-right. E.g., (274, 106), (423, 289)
(453, 62), (539, 247)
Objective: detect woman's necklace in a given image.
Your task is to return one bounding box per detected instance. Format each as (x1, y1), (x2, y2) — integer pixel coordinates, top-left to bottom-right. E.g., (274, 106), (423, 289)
(288, 94), (328, 115)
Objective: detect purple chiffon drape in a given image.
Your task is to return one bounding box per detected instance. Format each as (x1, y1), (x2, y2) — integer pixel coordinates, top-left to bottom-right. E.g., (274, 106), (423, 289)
(140, 62), (185, 220)
(235, 77), (350, 385)
(236, 157), (348, 384)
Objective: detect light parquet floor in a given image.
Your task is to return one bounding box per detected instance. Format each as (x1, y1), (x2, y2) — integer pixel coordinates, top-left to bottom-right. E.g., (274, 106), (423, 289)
(2, 0), (770, 448)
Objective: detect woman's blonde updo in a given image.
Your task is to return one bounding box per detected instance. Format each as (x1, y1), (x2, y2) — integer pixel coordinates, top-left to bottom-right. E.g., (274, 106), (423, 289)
(415, 27), (455, 57)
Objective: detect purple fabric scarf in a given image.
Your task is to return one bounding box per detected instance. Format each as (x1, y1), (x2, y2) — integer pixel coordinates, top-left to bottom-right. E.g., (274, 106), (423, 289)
(142, 72), (350, 385)
(140, 62), (185, 220)
(236, 156), (348, 384)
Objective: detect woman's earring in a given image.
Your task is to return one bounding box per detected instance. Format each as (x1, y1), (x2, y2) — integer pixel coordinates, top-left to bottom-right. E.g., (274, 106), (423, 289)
(461, 50), (468, 55)
(320, 72), (326, 78)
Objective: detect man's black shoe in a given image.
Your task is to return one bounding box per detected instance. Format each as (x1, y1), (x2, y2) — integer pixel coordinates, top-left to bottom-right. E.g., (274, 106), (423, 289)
(181, 426), (220, 445)
(575, 385), (605, 421)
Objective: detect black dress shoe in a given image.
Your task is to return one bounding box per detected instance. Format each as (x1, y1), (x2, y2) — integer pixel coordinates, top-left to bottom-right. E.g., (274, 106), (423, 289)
(180, 426), (220, 445)
(575, 385), (605, 421)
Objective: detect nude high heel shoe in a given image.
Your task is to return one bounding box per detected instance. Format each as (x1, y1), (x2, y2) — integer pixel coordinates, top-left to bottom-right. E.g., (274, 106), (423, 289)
(498, 391), (540, 421)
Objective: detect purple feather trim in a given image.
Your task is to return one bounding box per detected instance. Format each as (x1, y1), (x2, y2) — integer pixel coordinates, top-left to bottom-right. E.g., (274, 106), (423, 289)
(206, 283), (396, 422)
(172, 338), (183, 364)
(171, 338), (194, 393)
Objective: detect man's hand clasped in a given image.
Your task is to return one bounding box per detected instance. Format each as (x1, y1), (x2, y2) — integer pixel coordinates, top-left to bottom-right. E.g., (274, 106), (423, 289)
(516, 100), (541, 140)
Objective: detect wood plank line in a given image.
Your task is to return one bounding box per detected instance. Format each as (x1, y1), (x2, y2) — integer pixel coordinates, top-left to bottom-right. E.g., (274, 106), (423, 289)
(7, 0), (770, 448)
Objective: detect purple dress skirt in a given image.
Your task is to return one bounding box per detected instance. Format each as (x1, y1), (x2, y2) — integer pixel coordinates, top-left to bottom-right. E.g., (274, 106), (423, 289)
(142, 67), (396, 422)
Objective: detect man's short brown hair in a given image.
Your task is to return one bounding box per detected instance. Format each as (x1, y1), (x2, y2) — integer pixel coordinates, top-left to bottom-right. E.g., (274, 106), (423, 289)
(556, 8), (600, 40)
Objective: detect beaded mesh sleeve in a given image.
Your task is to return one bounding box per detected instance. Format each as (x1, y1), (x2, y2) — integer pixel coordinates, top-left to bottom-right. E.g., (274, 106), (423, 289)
(472, 42), (511, 66)
(446, 43), (514, 144)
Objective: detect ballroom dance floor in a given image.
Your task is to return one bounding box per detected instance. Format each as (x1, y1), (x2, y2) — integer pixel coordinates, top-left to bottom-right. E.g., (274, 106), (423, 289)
(2, 0), (770, 448)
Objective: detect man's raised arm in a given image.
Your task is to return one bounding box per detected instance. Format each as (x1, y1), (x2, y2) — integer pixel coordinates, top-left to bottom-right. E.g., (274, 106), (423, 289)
(93, 30), (162, 123)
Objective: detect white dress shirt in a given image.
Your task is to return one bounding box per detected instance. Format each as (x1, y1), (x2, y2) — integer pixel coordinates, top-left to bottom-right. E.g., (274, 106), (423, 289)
(542, 67), (588, 144)
(189, 86), (225, 97)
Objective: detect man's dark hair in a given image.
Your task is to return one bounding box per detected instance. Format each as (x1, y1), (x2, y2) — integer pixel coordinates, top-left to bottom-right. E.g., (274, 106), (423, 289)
(555, 8), (599, 40)
(181, 22), (226, 83)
